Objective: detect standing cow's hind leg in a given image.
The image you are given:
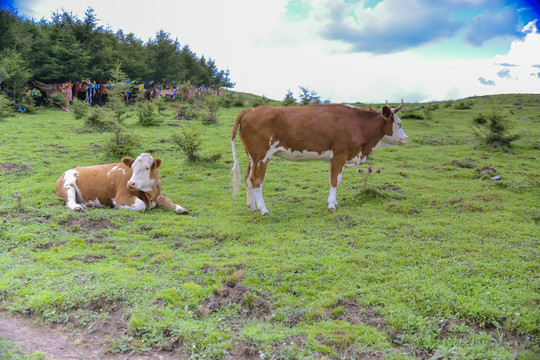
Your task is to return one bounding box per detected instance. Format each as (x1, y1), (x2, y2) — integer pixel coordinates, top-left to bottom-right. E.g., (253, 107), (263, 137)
(245, 161), (257, 212)
(250, 161), (270, 215)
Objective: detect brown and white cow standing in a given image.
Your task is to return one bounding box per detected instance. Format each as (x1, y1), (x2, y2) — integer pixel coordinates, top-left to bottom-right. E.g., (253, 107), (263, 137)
(55, 153), (188, 214)
(231, 102), (408, 215)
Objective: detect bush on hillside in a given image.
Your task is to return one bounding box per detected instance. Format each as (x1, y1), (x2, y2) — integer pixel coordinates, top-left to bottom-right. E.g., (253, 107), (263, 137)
(47, 91), (68, 108)
(103, 123), (140, 158)
(71, 98), (88, 120)
(252, 95), (269, 107)
(170, 126), (202, 162)
(136, 101), (162, 126)
(84, 106), (115, 131)
(471, 111), (520, 149)
(170, 125), (222, 162)
(0, 94), (14, 121)
(455, 100), (474, 110)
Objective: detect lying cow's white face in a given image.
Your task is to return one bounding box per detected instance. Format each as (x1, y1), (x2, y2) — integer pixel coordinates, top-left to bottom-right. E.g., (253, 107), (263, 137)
(124, 153), (157, 192)
(376, 113), (409, 148)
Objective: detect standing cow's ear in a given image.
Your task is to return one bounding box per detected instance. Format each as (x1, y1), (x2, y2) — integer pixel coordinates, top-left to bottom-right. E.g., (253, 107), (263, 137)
(153, 158), (162, 169)
(382, 106), (393, 121)
(122, 157), (135, 167)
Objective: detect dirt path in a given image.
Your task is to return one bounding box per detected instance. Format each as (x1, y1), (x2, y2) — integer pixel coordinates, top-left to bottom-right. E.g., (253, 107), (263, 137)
(0, 313), (174, 360)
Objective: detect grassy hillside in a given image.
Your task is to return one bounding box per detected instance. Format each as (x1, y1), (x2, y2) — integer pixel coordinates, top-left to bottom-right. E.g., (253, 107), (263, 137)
(0, 94), (539, 359)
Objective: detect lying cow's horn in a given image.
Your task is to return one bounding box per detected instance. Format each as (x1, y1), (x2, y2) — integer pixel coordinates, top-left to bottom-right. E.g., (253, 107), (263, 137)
(393, 99), (404, 113)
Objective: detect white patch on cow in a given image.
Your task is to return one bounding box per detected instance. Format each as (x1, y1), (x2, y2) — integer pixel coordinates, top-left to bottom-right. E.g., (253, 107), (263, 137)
(259, 139), (335, 166)
(62, 169), (84, 211)
(113, 197), (146, 211)
(253, 186), (269, 215)
(107, 164), (125, 177)
(327, 166), (344, 211)
(175, 205), (187, 214)
(127, 153), (155, 192)
(376, 113), (409, 148)
(328, 187), (338, 211)
(344, 104), (357, 109)
(344, 153), (366, 168)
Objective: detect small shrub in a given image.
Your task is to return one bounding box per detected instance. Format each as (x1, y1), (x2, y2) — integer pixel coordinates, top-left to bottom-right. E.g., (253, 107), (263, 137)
(17, 95), (37, 114)
(175, 104), (199, 120)
(471, 111), (520, 149)
(252, 95), (269, 107)
(84, 106), (114, 131)
(154, 96), (168, 114)
(0, 94), (14, 121)
(136, 101), (161, 126)
(47, 91), (68, 108)
(71, 98), (88, 120)
(455, 100), (474, 110)
(170, 126), (203, 162)
(232, 94), (245, 107)
(400, 110), (425, 120)
(103, 123), (140, 158)
(201, 95), (220, 124)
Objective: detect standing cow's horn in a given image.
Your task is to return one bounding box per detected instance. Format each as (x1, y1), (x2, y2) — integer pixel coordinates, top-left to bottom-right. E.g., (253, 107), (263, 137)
(393, 99), (404, 113)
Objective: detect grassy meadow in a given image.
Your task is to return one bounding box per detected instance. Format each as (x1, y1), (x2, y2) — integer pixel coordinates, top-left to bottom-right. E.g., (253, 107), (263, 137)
(0, 94), (539, 359)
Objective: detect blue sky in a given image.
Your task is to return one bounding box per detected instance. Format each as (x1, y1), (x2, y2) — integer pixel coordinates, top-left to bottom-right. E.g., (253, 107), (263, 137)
(2, 0), (539, 102)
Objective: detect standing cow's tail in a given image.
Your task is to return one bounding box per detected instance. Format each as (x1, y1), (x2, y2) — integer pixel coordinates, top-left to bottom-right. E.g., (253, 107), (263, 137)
(231, 109), (249, 197)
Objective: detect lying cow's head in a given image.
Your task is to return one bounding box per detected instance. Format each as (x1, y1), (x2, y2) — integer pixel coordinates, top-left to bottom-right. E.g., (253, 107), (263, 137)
(377, 100), (409, 148)
(123, 153), (161, 192)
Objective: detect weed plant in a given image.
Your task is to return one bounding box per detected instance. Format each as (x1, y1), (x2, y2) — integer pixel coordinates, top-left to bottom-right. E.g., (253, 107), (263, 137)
(471, 111), (520, 149)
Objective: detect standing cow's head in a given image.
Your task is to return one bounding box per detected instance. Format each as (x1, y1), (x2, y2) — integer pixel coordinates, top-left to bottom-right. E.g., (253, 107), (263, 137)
(123, 153), (161, 192)
(377, 100), (409, 148)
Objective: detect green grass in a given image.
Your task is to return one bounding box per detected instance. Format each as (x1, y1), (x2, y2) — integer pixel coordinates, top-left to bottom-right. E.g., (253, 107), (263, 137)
(0, 94), (539, 359)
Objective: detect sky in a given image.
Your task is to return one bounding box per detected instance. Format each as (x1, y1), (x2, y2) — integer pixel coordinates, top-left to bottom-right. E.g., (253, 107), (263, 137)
(2, 0), (540, 103)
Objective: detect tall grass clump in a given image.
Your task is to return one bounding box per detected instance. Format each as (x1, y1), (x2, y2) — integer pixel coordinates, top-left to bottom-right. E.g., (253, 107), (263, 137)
(471, 111), (520, 149)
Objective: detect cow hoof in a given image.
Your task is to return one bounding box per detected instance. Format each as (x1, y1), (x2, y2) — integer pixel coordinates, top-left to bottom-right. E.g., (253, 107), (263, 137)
(261, 211), (271, 216)
(247, 206), (257, 212)
(175, 206), (188, 214)
(328, 207), (337, 212)
(73, 206), (84, 212)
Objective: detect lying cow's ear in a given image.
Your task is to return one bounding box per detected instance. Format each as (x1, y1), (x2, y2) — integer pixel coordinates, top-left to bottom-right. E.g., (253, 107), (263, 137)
(153, 158), (162, 169)
(122, 157), (135, 167)
(382, 106), (393, 121)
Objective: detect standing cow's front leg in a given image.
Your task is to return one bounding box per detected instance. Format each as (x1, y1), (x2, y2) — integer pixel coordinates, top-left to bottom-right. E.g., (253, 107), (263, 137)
(156, 194), (188, 214)
(328, 158), (346, 212)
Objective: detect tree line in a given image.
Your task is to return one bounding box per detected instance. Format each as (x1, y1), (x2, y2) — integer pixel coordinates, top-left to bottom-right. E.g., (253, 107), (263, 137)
(0, 7), (234, 101)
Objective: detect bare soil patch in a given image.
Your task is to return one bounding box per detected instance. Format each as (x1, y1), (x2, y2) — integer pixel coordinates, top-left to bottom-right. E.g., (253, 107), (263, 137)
(0, 163), (28, 172)
(61, 214), (114, 231)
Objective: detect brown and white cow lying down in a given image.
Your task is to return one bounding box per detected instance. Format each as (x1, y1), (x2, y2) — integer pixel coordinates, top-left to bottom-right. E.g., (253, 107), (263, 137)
(55, 153), (188, 214)
(231, 102), (409, 215)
